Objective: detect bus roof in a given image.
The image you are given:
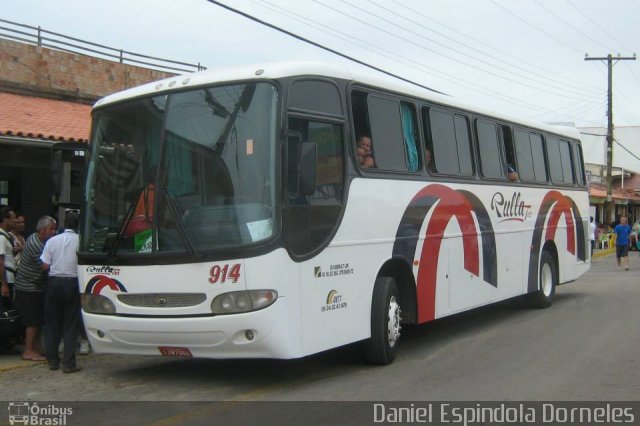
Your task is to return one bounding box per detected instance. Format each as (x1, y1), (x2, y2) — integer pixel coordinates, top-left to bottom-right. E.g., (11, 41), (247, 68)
(94, 60), (581, 140)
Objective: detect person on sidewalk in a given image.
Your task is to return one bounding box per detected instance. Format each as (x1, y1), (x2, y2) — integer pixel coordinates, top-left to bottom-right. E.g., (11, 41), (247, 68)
(14, 216), (57, 361)
(0, 206), (17, 308)
(614, 216), (632, 271)
(589, 216), (596, 257)
(41, 212), (82, 373)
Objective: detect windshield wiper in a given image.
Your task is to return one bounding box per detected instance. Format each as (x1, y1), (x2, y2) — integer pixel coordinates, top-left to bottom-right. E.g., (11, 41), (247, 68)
(161, 188), (200, 259)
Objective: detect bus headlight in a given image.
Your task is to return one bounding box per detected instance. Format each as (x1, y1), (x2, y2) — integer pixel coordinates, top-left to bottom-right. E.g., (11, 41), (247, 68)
(211, 290), (278, 314)
(81, 294), (116, 315)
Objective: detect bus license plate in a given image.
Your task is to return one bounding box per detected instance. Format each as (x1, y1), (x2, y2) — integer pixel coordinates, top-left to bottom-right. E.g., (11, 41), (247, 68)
(158, 346), (193, 357)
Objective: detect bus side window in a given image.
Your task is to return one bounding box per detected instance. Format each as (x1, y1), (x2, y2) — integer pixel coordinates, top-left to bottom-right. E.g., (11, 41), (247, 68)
(573, 142), (586, 186)
(400, 102), (419, 172)
(500, 125), (518, 181)
(476, 120), (504, 179)
(425, 108), (474, 176)
(514, 129), (535, 181)
(287, 117), (345, 257)
(530, 133), (548, 183)
(547, 137), (564, 184)
(366, 95), (410, 172)
(515, 129), (548, 183)
(558, 139), (575, 184)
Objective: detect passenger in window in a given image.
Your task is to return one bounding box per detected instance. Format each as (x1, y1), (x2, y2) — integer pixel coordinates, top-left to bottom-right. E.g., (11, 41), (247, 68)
(507, 164), (518, 182)
(356, 136), (375, 168)
(425, 148), (435, 173)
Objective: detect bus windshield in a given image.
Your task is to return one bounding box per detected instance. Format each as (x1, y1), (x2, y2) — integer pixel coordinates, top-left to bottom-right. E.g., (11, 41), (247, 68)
(81, 82), (279, 256)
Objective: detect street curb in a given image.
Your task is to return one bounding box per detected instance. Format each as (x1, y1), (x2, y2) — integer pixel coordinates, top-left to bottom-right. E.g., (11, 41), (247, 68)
(0, 353), (94, 373)
(0, 359), (46, 373)
(592, 248), (615, 259)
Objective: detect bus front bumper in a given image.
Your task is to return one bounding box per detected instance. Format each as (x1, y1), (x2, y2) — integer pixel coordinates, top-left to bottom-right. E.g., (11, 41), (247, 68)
(82, 299), (299, 359)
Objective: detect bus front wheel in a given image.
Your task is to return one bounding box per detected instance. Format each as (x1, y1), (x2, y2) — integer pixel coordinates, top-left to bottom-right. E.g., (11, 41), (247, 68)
(364, 276), (401, 365)
(527, 250), (557, 308)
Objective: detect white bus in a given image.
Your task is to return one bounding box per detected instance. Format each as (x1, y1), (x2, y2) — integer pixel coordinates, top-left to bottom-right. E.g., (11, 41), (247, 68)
(79, 61), (590, 364)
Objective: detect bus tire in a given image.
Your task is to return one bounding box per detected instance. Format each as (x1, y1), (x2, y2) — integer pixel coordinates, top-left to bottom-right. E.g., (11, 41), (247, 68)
(527, 250), (556, 308)
(364, 276), (401, 365)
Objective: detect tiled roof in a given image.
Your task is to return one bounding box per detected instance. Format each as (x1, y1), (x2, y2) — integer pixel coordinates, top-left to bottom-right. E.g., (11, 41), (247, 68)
(589, 182), (640, 202)
(0, 92), (91, 143)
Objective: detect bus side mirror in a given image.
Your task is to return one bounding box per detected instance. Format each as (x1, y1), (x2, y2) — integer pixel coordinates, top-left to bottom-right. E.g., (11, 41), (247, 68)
(299, 142), (317, 196)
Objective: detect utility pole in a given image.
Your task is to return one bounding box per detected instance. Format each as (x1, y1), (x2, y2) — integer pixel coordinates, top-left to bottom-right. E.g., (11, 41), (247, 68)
(585, 53), (636, 223)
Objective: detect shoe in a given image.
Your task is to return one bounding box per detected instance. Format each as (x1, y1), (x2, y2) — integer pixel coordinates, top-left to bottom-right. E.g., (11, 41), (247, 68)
(49, 364), (60, 371)
(78, 340), (91, 355)
(21, 354), (47, 361)
(62, 366), (82, 374)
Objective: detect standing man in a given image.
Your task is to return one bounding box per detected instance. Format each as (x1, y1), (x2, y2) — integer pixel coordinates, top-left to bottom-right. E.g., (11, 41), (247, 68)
(0, 206), (17, 307)
(41, 212), (82, 373)
(14, 216), (57, 361)
(0, 206), (17, 354)
(614, 216), (632, 271)
(589, 217), (597, 257)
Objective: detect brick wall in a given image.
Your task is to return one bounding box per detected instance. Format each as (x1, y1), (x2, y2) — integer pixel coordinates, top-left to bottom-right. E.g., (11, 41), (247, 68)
(0, 38), (176, 102)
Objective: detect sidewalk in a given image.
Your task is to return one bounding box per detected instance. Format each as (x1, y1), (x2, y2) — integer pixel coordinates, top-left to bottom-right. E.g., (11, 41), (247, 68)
(0, 343), (92, 373)
(592, 246), (615, 259)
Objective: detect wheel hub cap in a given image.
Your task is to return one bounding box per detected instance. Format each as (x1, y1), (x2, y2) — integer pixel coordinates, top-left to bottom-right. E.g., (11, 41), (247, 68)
(387, 296), (401, 347)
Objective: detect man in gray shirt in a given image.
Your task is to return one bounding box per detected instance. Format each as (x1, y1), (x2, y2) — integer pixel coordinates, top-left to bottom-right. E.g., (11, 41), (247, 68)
(14, 216), (57, 361)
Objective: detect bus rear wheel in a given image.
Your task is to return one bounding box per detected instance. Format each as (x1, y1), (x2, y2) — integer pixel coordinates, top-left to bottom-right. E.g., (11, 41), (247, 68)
(364, 276), (401, 365)
(527, 250), (556, 308)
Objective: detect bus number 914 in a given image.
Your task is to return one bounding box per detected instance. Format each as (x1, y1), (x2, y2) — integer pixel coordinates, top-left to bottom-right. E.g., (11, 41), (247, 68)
(209, 264), (241, 284)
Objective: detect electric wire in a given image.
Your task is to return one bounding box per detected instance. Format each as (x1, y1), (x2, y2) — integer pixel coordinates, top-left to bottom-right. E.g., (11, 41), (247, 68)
(489, 0), (586, 54)
(205, 0), (444, 94)
(565, 0), (636, 54)
(318, 0), (596, 102)
(385, 0), (604, 96)
(251, 0), (585, 118)
(367, 0), (603, 99)
(533, 0), (616, 53)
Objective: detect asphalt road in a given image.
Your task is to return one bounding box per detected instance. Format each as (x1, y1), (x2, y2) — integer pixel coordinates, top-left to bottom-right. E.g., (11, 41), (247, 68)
(1, 253), (638, 425)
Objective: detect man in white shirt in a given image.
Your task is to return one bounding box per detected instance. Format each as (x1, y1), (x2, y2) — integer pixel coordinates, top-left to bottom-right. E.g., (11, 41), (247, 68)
(0, 206), (18, 354)
(589, 217), (597, 257)
(0, 206), (17, 306)
(41, 212), (82, 373)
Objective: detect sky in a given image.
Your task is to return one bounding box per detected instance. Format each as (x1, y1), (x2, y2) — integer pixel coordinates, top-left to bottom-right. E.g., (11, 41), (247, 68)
(3, 0), (640, 129)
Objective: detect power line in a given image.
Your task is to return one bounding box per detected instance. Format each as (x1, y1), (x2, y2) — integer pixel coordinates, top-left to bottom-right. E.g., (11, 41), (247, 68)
(370, 0), (603, 98)
(315, 0), (596, 102)
(564, 0), (636, 54)
(489, 0), (586, 54)
(251, 0), (570, 116)
(385, 0), (603, 95)
(205, 0), (443, 94)
(533, 0), (615, 53)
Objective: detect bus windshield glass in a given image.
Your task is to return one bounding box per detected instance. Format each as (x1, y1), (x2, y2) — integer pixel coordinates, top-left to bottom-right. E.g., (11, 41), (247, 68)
(81, 82), (279, 256)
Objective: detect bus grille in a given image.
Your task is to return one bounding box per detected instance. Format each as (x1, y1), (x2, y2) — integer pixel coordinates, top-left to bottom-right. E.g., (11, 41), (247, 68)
(117, 293), (207, 308)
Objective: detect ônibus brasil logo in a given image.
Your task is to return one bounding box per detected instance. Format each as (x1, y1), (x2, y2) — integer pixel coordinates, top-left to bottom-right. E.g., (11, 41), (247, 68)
(7, 402), (72, 425)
